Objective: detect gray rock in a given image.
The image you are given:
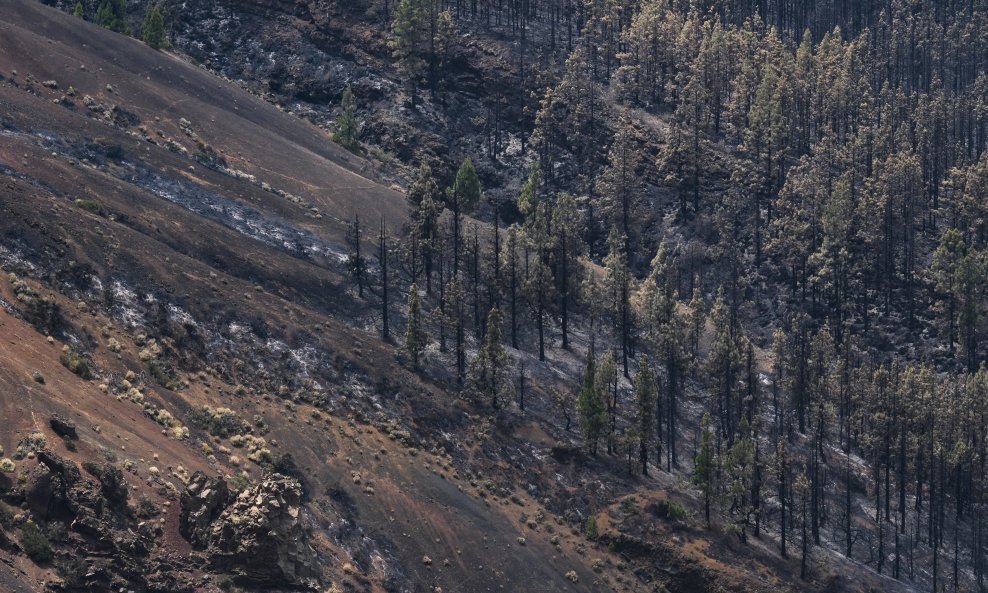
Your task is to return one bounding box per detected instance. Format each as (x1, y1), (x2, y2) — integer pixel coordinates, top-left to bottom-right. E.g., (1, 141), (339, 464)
(49, 414), (78, 440)
(207, 474), (319, 588)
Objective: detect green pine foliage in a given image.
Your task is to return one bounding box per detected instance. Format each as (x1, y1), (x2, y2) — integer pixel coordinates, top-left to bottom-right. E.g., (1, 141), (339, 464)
(333, 85), (360, 152)
(576, 350), (606, 455)
(96, 0), (128, 34)
(389, 0), (429, 106)
(694, 413), (716, 526)
(141, 5), (166, 49)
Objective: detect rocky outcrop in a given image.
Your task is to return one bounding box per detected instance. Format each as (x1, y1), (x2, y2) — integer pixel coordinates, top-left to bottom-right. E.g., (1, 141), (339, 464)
(82, 461), (129, 510)
(210, 475), (319, 587)
(177, 473), (319, 588)
(26, 450), (81, 521)
(179, 471), (231, 549)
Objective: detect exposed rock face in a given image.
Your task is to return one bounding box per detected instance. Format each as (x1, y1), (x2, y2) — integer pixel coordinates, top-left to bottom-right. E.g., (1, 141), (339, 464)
(26, 450), (81, 521)
(83, 461), (129, 510)
(178, 473), (319, 588)
(210, 475), (319, 587)
(179, 471), (231, 549)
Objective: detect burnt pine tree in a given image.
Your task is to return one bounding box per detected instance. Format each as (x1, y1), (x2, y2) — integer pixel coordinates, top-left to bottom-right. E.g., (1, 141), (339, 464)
(378, 219), (390, 341)
(523, 203), (556, 361)
(345, 214), (367, 298)
(796, 466), (811, 580)
(596, 117), (645, 256)
(405, 284), (429, 369)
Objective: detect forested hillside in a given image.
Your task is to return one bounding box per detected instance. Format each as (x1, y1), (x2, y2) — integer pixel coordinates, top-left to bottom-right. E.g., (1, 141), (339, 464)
(7, 1), (988, 592)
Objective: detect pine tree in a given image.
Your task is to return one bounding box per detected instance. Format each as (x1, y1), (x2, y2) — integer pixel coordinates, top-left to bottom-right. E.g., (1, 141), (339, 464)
(96, 0), (128, 34)
(634, 355), (657, 475)
(596, 118), (645, 255)
(776, 438), (790, 558)
(467, 308), (510, 408)
(521, 201), (556, 361)
(390, 0), (430, 106)
(452, 157), (482, 214)
(333, 86), (360, 152)
(502, 225), (521, 350)
(345, 214), (367, 298)
(448, 158), (482, 275)
(405, 284), (429, 369)
(430, 11), (455, 96)
(517, 162), (541, 217)
(707, 287), (741, 443)
(604, 226), (633, 377)
(552, 192), (585, 350)
(660, 50), (710, 215)
(734, 65), (788, 265)
(141, 5), (165, 50)
(409, 167), (442, 294)
(695, 412), (716, 525)
(577, 350), (606, 455)
(73, 1), (85, 18)
(445, 275), (467, 381)
(596, 349), (618, 455)
(931, 228), (966, 353)
(955, 249), (985, 371)
(725, 417), (756, 542)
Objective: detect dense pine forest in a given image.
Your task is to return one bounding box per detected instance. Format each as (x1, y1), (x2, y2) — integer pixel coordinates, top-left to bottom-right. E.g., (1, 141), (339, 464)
(362, 1), (988, 592)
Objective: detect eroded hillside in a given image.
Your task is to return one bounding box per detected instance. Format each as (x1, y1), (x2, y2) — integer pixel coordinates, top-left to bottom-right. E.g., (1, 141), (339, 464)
(0, 2), (971, 593)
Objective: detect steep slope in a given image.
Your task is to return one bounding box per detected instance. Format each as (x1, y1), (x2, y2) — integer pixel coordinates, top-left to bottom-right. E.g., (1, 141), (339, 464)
(0, 3), (942, 593)
(0, 2), (602, 592)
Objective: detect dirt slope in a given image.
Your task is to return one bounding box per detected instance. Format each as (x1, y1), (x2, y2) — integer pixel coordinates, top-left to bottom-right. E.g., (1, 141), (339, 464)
(0, 0), (405, 235)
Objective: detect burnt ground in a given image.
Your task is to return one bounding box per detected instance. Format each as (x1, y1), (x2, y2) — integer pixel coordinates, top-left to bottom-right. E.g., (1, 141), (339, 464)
(0, 2), (928, 593)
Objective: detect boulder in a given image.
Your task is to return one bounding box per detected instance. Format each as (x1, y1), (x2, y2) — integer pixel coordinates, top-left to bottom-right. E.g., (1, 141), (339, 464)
(49, 414), (78, 440)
